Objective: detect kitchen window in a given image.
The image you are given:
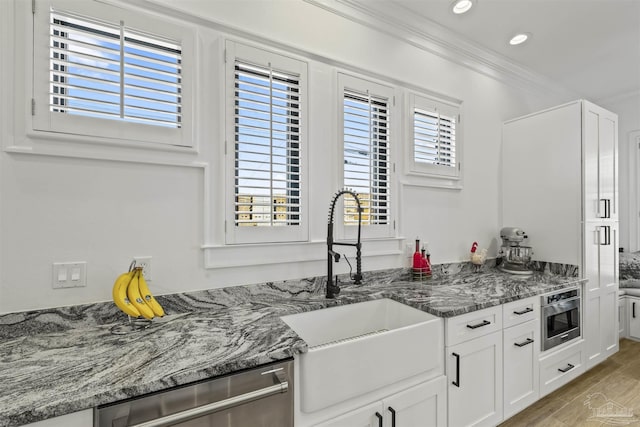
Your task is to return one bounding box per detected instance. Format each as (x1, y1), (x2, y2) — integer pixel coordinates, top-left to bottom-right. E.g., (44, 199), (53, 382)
(406, 92), (462, 184)
(338, 73), (395, 239)
(224, 41), (308, 244)
(31, 0), (194, 147)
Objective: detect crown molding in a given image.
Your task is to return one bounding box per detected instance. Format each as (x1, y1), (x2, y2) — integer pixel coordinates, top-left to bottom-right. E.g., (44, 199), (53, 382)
(596, 89), (640, 107)
(305, 0), (575, 99)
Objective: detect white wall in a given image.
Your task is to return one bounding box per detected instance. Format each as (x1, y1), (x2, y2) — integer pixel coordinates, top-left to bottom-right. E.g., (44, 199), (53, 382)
(599, 92), (640, 252)
(0, 0), (566, 313)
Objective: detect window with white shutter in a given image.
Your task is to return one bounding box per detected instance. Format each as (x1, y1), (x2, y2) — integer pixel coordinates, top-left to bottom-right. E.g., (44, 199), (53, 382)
(338, 74), (395, 239)
(225, 41), (308, 244)
(32, 0), (194, 147)
(50, 11), (182, 127)
(407, 93), (462, 182)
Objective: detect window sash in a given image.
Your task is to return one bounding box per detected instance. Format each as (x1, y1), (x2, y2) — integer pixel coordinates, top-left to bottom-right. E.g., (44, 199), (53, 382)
(343, 89), (389, 226)
(233, 61), (301, 228)
(49, 9), (183, 129)
(414, 108), (456, 167)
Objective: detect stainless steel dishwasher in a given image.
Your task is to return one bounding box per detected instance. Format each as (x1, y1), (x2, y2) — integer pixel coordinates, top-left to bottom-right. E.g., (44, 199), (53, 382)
(94, 359), (293, 427)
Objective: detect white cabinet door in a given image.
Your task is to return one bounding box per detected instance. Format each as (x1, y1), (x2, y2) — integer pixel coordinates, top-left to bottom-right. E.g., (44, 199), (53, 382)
(620, 296), (627, 338)
(628, 297), (640, 340)
(314, 401), (382, 427)
(583, 101), (618, 222)
(447, 331), (503, 427)
(383, 376), (446, 427)
(503, 319), (539, 420)
(584, 222), (619, 369)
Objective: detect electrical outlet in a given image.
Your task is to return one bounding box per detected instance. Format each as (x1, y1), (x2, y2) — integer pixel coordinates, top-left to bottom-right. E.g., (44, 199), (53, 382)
(133, 256), (152, 281)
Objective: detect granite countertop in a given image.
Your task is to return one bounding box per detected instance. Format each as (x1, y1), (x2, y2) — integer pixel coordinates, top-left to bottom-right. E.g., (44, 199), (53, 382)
(0, 263), (585, 426)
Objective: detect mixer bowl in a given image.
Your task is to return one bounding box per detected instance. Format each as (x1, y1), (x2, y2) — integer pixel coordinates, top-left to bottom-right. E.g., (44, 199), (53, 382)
(504, 245), (532, 265)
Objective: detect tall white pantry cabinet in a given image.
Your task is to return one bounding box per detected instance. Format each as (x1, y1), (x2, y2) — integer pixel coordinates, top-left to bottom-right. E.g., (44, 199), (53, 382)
(502, 100), (619, 370)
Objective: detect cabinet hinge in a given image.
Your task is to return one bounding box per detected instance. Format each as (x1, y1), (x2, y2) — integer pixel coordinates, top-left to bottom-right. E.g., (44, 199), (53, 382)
(224, 140), (227, 155)
(393, 220), (396, 230)
(224, 48), (227, 64)
(224, 220), (227, 233)
(393, 162), (396, 173)
(31, 98), (35, 116)
(458, 114), (461, 124)
(393, 96), (396, 107)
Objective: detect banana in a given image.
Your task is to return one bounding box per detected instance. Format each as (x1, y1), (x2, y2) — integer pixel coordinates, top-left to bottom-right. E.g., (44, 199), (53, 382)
(126, 268), (155, 319)
(137, 270), (165, 317)
(112, 270), (141, 318)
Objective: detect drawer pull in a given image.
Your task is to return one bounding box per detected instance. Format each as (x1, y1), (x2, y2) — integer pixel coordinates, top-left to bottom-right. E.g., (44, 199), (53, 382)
(514, 338), (534, 347)
(466, 320), (491, 329)
(558, 363), (575, 373)
(513, 307), (533, 315)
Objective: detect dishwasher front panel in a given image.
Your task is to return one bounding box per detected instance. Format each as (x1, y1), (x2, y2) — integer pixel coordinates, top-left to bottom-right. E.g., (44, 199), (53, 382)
(95, 359), (293, 427)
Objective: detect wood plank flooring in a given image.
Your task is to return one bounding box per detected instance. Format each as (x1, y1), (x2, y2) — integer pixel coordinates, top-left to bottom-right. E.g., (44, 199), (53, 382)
(499, 339), (640, 426)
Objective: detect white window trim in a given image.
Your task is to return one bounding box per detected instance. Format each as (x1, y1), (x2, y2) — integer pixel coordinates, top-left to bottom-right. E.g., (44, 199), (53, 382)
(224, 40), (309, 245)
(30, 0), (196, 149)
(202, 237), (405, 269)
(337, 72), (397, 241)
(404, 91), (463, 189)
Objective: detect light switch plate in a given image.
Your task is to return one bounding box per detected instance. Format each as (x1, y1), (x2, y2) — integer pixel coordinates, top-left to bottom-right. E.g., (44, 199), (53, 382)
(52, 262), (87, 288)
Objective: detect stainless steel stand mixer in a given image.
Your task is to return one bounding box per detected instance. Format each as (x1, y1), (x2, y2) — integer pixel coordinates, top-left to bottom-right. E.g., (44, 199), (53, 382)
(498, 227), (533, 275)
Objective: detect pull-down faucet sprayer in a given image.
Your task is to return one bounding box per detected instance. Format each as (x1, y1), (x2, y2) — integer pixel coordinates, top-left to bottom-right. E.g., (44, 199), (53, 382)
(326, 189), (363, 298)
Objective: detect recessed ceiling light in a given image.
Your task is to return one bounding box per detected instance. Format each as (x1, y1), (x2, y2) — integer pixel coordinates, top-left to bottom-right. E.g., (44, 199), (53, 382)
(509, 33), (530, 45)
(452, 0), (474, 14)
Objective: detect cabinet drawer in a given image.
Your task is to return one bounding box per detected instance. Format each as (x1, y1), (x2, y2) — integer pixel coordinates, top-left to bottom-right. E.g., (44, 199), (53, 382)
(446, 305), (502, 346)
(539, 339), (585, 398)
(503, 296), (539, 328)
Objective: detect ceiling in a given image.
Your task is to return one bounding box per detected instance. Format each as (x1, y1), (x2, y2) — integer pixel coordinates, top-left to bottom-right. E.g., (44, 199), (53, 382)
(349, 0), (640, 102)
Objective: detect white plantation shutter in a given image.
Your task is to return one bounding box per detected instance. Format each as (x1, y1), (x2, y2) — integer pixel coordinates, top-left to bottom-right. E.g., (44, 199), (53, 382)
(49, 10), (182, 128)
(343, 89), (389, 226)
(233, 61), (301, 228)
(407, 93), (461, 182)
(414, 108), (456, 167)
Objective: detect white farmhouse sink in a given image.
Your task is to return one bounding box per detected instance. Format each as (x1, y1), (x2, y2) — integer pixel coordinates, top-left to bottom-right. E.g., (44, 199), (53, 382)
(281, 298), (443, 413)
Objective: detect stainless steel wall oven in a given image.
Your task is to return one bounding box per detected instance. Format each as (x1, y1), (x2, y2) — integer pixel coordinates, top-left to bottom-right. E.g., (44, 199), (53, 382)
(541, 287), (581, 351)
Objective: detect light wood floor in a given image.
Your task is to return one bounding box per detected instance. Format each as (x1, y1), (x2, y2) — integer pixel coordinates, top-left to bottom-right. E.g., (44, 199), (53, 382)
(499, 339), (640, 426)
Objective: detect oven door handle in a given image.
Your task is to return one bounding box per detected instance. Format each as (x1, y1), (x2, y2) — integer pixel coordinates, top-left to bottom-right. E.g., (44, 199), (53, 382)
(542, 297), (580, 317)
(126, 371), (289, 427)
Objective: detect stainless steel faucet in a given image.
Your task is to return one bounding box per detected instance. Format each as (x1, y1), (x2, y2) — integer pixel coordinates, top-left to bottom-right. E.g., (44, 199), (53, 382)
(326, 189), (363, 298)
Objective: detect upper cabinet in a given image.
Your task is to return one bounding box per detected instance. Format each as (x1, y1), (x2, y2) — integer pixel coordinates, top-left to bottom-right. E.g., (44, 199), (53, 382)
(583, 101), (619, 222)
(502, 100), (619, 266)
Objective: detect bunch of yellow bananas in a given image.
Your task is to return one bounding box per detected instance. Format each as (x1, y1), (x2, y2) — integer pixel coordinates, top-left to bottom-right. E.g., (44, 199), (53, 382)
(112, 266), (164, 319)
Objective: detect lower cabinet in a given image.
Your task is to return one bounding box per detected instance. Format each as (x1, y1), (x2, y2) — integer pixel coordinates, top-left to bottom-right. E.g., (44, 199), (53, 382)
(314, 377), (447, 427)
(539, 339), (585, 398)
(447, 331), (503, 427)
(619, 295), (627, 338)
(503, 319), (539, 419)
(628, 296), (640, 340)
(22, 410), (93, 427)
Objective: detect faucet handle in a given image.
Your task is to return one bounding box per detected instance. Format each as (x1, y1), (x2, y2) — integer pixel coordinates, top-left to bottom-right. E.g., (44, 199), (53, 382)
(326, 276), (340, 298)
